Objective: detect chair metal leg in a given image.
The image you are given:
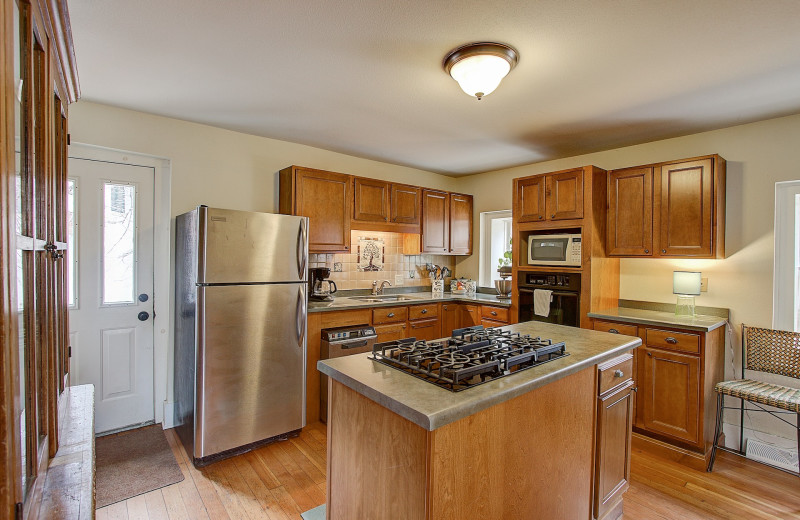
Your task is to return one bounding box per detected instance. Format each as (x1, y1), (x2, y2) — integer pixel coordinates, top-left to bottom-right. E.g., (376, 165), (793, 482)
(708, 393), (724, 472)
(739, 397), (745, 454)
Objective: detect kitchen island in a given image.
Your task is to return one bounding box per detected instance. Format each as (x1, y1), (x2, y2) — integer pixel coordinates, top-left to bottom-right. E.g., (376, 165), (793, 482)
(317, 321), (641, 520)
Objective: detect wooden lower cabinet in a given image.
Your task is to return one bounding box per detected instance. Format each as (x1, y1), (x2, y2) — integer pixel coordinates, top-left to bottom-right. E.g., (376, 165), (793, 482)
(641, 347), (700, 444)
(409, 318), (441, 341)
(441, 304), (458, 337)
(375, 322), (406, 342)
(459, 304), (480, 328)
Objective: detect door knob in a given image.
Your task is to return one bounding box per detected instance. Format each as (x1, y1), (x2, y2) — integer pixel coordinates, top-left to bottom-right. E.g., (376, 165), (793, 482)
(137, 311), (150, 321)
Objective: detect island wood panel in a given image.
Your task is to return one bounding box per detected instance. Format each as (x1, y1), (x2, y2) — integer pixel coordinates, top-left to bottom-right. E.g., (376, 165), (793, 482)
(448, 193), (473, 254)
(607, 167), (653, 256)
(353, 177), (389, 223)
(390, 184), (420, 225)
(421, 189), (449, 253)
(426, 366), (596, 520)
(546, 168), (584, 220)
(306, 309), (371, 427)
(327, 382), (427, 520)
(595, 381), (634, 520)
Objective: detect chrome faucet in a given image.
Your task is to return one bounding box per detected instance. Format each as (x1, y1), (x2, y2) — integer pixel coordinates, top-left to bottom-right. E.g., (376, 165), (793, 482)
(372, 280), (392, 295)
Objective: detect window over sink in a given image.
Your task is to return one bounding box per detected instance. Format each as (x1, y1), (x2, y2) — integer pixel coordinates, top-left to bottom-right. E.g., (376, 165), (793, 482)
(479, 210), (512, 288)
(774, 180), (800, 331)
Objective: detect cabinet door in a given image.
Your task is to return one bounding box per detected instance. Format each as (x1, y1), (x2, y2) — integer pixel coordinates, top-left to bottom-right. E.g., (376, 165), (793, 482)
(449, 193), (473, 254)
(656, 159), (713, 257)
(422, 189), (449, 253)
(409, 318), (442, 341)
(390, 184), (421, 225)
(641, 347), (699, 445)
(374, 322), (407, 343)
(295, 168), (352, 252)
(441, 304), (458, 338)
(608, 167), (653, 256)
(480, 318), (506, 329)
(516, 176), (546, 222)
(546, 169), (584, 220)
(353, 177), (390, 223)
(594, 383), (634, 520)
(459, 305), (481, 328)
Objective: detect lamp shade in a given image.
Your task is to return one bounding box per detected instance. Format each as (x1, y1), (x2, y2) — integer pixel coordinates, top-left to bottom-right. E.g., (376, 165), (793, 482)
(673, 271), (701, 296)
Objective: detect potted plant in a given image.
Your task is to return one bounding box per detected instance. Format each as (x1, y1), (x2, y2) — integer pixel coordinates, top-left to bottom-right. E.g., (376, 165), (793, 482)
(497, 238), (512, 277)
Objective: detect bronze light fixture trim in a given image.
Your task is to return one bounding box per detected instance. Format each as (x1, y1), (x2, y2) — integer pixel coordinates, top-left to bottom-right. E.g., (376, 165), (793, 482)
(443, 42), (520, 100)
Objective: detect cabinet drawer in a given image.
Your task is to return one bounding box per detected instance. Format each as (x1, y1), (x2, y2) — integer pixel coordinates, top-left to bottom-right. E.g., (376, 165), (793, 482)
(598, 355), (634, 396)
(481, 305), (509, 323)
(372, 306), (408, 325)
(408, 318), (441, 341)
(593, 320), (637, 336)
(409, 304), (439, 320)
(481, 318), (506, 329)
(645, 328), (699, 354)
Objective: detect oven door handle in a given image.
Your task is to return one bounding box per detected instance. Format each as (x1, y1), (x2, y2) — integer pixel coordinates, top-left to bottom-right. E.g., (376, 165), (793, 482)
(339, 340), (369, 349)
(519, 288), (578, 297)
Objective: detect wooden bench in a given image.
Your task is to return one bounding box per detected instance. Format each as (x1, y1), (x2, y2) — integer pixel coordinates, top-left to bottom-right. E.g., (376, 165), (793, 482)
(38, 384), (96, 519)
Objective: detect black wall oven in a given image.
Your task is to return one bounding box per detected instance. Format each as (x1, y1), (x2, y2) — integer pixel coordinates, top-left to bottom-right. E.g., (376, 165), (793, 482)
(518, 272), (581, 327)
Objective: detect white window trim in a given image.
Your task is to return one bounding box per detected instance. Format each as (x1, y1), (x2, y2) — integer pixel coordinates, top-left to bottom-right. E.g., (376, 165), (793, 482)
(773, 180), (800, 331)
(479, 210), (512, 288)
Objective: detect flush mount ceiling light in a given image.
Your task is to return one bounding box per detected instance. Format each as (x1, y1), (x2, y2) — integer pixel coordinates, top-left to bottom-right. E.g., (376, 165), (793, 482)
(443, 42), (519, 100)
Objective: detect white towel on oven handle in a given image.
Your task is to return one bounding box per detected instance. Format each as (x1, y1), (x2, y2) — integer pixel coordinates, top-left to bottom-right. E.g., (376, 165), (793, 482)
(533, 289), (553, 317)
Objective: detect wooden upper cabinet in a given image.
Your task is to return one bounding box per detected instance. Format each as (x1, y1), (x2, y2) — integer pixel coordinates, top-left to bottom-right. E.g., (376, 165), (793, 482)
(656, 158), (714, 257)
(546, 169), (584, 220)
(353, 177), (390, 223)
(608, 167), (653, 256)
(516, 175), (546, 222)
(449, 193), (473, 254)
(421, 189), (449, 253)
(279, 166), (352, 253)
(390, 183), (420, 225)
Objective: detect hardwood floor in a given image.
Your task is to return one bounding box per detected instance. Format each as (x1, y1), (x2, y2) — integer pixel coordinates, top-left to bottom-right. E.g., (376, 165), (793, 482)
(96, 422), (799, 520)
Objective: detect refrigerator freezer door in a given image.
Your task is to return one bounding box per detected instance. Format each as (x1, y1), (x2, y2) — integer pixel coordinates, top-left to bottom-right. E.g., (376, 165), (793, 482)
(198, 207), (308, 284)
(195, 283), (307, 458)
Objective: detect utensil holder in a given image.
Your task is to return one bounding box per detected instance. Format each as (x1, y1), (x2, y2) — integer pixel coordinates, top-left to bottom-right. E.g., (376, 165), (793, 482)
(432, 280), (444, 297)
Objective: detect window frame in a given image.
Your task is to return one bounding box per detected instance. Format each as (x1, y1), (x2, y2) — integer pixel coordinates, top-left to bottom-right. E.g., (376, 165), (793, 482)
(773, 180), (800, 331)
(478, 210), (512, 288)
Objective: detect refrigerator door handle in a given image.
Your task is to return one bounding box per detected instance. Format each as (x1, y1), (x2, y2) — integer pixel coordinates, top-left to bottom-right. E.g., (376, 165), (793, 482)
(297, 219), (307, 279)
(296, 285), (307, 348)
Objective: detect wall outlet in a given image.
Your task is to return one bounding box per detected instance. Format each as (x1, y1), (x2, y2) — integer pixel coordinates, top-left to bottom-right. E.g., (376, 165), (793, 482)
(700, 277), (708, 292)
(395, 274), (404, 286)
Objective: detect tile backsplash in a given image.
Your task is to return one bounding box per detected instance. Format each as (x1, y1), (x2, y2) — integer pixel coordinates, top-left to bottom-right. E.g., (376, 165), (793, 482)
(309, 231), (455, 291)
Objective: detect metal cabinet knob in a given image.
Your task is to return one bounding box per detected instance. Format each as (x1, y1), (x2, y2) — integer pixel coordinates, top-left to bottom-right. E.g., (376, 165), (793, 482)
(421, 309), (427, 314)
(608, 328), (619, 334)
(666, 337), (678, 344)
(551, 213), (555, 218)
(662, 249), (666, 253)
(538, 216), (543, 220)
(614, 369), (624, 378)
(647, 352), (652, 357)
(387, 312), (395, 318)
(644, 249), (649, 254)
(491, 311), (498, 316)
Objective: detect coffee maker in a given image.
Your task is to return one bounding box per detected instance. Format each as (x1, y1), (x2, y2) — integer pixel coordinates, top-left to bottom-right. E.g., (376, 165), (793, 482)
(309, 267), (337, 301)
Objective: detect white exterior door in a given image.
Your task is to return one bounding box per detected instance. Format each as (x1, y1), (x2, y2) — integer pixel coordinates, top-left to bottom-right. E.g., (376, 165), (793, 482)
(68, 157), (155, 433)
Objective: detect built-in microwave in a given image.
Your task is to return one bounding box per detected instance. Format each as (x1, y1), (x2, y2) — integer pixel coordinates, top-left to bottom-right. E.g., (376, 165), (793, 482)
(527, 234), (582, 267)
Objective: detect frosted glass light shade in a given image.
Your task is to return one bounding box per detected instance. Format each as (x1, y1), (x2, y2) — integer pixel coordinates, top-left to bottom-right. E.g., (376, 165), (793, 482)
(673, 271), (701, 295)
(449, 55), (511, 99)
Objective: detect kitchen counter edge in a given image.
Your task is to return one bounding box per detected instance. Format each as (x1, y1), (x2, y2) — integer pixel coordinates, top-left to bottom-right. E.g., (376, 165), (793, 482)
(309, 292), (511, 312)
(588, 307), (727, 332)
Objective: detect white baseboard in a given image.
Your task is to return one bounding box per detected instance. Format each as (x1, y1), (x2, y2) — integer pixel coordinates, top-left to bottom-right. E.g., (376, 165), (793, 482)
(162, 401), (175, 429)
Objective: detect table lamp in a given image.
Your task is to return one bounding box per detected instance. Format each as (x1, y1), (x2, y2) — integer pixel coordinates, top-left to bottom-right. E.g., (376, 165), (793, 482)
(673, 271), (701, 316)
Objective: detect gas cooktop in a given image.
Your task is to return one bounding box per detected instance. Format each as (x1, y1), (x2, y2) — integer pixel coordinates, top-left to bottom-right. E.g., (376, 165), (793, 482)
(369, 326), (569, 392)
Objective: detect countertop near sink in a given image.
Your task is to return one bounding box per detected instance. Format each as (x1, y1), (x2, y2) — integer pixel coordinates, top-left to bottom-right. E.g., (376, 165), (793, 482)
(308, 291), (511, 313)
(317, 321), (640, 431)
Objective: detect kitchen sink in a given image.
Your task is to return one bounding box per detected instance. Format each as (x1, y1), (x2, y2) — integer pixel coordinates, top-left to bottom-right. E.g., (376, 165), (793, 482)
(348, 295), (419, 302)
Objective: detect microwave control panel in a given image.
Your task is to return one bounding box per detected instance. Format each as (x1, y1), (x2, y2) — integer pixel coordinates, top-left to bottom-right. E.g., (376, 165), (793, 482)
(570, 238), (582, 264)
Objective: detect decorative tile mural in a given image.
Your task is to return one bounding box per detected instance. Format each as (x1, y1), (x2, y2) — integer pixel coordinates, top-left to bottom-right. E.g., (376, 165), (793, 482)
(357, 237), (384, 271)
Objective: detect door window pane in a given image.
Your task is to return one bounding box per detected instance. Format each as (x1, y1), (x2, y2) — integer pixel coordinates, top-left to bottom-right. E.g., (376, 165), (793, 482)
(102, 183), (136, 304)
(67, 179), (77, 307)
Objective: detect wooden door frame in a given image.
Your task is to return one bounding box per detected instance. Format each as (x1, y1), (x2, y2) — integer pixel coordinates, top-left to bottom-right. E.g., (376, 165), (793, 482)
(67, 143), (173, 427)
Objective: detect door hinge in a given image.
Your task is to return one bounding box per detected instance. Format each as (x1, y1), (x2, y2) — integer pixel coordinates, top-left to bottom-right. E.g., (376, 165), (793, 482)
(15, 502), (22, 520)
(68, 346), (72, 358)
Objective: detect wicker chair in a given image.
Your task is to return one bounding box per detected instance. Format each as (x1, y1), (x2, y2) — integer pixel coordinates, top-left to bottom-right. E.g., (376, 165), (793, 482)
(707, 325), (800, 476)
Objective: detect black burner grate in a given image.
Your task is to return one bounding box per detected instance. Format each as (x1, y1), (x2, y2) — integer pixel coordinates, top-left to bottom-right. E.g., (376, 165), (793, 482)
(369, 326), (569, 392)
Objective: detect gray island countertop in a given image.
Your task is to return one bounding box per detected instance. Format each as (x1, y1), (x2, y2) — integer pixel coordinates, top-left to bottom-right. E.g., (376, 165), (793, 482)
(317, 321), (641, 431)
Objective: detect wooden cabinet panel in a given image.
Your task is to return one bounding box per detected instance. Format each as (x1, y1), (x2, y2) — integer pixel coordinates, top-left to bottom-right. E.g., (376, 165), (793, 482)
(372, 306), (408, 325)
(441, 304), (458, 338)
(593, 320), (637, 337)
(516, 176), (546, 223)
(421, 189), (449, 253)
(594, 382), (634, 520)
(408, 318), (441, 341)
(546, 169), (584, 220)
(449, 193), (473, 254)
(644, 328), (700, 355)
(408, 304), (438, 320)
(481, 318), (507, 329)
(285, 167), (352, 252)
(353, 177), (389, 223)
(374, 322), (406, 343)
(598, 356), (634, 396)
(608, 167), (653, 256)
(641, 347), (700, 445)
(480, 305), (509, 323)
(656, 158), (713, 257)
(459, 305), (480, 328)
(390, 184), (420, 225)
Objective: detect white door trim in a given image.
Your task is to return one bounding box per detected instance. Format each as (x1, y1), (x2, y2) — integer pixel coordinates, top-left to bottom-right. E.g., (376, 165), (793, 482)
(68, 142), (174, 427)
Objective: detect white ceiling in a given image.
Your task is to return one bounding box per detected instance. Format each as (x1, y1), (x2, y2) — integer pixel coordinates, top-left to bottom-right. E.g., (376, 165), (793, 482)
(68, 0), (800, 176)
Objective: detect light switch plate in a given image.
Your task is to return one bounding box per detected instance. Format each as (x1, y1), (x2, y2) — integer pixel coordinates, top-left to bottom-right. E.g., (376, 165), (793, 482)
(395, 274), (404, 286)
(700, 277), (708, 292)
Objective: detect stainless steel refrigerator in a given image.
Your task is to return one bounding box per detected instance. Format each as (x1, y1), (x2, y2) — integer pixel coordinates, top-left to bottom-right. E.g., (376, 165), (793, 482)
(174, 206), (308, 466)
